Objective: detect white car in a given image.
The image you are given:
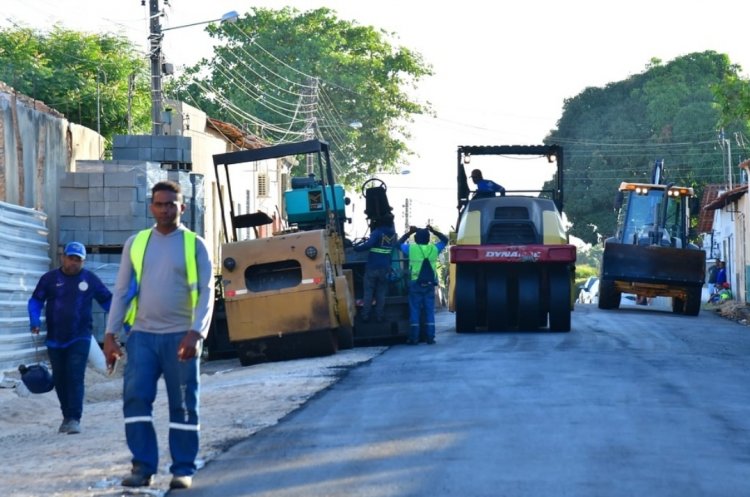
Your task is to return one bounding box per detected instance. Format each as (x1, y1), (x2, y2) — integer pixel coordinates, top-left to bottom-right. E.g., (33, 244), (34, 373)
(577, 277), (599, 304)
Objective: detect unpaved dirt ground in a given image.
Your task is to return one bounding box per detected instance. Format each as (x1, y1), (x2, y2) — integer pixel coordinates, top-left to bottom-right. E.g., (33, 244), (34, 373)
(0, 347), (385, 497)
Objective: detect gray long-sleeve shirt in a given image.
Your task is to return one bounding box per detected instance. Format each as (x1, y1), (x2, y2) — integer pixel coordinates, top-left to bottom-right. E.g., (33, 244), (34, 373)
(105, 225), (214, 338)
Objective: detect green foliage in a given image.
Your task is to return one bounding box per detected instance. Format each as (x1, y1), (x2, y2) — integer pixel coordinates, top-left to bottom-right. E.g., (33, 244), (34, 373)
(545, 51), (750, 245)
(577, 243), (603, 269)
(0, 25), (151, 145)
(713, 69), (750, 128)
(575, 264), (598, 278)
(169, 7), (433, 189)
(575, 241), (603, 288)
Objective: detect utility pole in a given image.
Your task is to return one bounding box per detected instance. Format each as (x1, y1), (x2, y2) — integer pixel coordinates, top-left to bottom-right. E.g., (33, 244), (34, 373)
(726, 135), (733, 190)
(403, 198), (411, 231)
(96, 71), (101, 158)
(720, 128), (733, 189)
(146, 4), (239, 136)
(127, 73), (135, 134)
(149, 0), (164, 135)
(304, 77), (319, 175)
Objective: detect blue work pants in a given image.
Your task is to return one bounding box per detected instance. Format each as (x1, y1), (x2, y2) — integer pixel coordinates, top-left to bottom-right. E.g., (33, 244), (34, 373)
(123, 331), (200, 477)
(408, 282), (436, 342)
(47, 338), (89, 421)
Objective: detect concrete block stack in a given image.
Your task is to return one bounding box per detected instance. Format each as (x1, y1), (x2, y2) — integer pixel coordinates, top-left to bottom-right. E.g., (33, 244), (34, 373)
(59, 161), (166, 250)
(60, 160), (206, 244)
(112, 134), (192, 169)
(58, 160), (165, 339)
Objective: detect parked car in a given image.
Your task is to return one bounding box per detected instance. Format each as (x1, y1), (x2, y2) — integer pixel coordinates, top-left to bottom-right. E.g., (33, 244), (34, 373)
(577, 277), (599, 304)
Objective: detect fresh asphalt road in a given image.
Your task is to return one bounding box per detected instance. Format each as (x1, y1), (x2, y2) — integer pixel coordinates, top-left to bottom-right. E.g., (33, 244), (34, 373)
(182, 301), (750, 497)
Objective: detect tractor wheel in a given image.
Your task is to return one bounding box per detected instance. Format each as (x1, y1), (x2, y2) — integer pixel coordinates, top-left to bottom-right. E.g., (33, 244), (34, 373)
(517, 266), (541, 330)
(486, 268), (509, 331)
(684, 287), (702, 316)
(236, 341), (268, 367)
(548, 266), (571, 332)
(455, 265), (478, 333)
(598, 278), (621, 310)
(671, 297), (685, 314)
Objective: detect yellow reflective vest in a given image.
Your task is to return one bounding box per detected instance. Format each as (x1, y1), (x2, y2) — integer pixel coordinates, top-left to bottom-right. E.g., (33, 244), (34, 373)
(123, 228), (198, 330)
(408, 243), (438, 282)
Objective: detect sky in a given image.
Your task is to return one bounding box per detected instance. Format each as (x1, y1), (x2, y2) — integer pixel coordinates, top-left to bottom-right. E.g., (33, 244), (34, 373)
(3, 0), (749, 235)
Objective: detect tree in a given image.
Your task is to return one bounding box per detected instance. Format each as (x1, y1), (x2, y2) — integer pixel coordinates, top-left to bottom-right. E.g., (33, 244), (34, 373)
(170, 7), (433, 188)
(0, 25), (151, 145)
(713, 70), (750, 129)
(544, 51), (750, 245)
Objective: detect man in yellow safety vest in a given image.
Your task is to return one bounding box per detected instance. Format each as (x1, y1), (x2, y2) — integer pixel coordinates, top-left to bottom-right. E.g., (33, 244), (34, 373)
(398, 225), (448, 345)
(103, 180), (214, 491)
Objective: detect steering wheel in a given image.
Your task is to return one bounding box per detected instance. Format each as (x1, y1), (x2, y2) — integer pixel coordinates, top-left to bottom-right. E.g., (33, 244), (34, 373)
(361, 178), (387, 196)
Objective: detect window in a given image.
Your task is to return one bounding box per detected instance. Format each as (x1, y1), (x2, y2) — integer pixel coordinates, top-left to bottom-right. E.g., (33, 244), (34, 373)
(257, 173), (269, 198)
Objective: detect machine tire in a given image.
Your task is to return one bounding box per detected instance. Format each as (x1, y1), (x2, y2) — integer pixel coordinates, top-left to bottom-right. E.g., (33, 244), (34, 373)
(486, 268), (509, 331)
(236, 340), (270, 367)
(598, 278), (621, 310)
(517, 266), (540, 330)
(684, 287), (702, 316)
(548, 266), (571, 332)
(256, 329), (338, 364)
(671, 297), (685, 314)
(334, 275), (355, 328)
(336, 325), (355, 350)
(455, 265), (478, 333)
(301, 329), (338, 357)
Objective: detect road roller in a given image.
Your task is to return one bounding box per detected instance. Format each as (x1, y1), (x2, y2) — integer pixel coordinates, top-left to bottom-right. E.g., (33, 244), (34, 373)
(447, 145), (576, 332)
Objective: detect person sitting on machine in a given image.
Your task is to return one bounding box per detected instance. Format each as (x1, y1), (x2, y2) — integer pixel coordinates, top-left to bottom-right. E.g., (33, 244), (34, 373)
(470, 169), (506, 199)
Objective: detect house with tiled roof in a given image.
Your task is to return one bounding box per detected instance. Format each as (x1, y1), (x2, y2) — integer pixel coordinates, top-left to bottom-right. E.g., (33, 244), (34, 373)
(697, 184), (722, 259)
(701, 164), (750, 303)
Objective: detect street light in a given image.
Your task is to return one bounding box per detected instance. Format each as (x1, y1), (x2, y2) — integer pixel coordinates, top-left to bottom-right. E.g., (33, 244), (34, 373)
(148, 0), (239, 135)
(161, 11), (240, 32)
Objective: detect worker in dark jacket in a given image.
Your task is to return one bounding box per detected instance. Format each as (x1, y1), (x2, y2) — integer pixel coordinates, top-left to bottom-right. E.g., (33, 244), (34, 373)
(28, 241), (113, 434)
(714, 260), (727, 293)
(399, 225), (448, 344)
(353, 215), (398, 322)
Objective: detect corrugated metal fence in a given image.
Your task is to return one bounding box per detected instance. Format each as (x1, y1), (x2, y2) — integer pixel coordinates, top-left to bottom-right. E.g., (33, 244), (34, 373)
(0, 201), (50, 372)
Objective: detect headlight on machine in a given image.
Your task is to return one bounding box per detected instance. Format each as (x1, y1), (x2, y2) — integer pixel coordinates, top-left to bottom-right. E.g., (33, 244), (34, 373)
(305, 246), (318, 259)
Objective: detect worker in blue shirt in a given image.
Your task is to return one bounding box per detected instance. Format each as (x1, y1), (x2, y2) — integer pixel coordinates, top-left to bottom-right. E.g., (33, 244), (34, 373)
(714, 260), (727, 293)
(470, 169), (506, 199)
(28, 241), (112, 435)
(353, 215), (398, 322)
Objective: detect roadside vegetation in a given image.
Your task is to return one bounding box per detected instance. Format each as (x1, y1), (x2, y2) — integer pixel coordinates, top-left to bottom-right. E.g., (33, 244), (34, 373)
(1, 10), (748, 229)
